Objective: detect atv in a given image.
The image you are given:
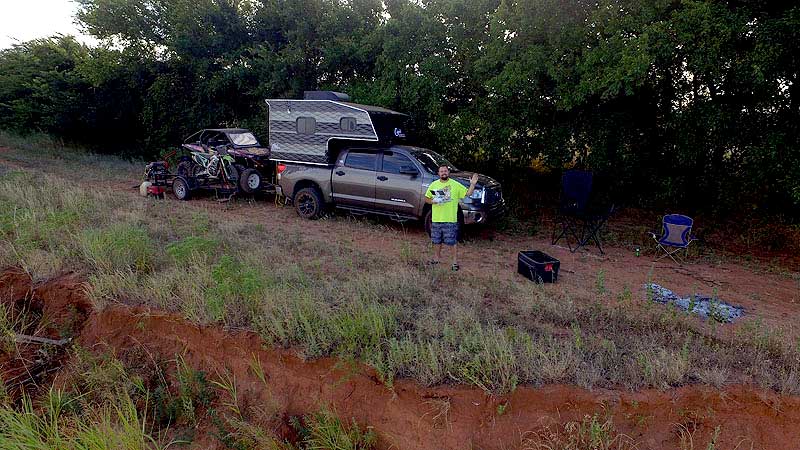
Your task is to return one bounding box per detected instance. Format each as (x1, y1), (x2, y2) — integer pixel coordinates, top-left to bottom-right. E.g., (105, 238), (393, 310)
(180, 128), (271, 194)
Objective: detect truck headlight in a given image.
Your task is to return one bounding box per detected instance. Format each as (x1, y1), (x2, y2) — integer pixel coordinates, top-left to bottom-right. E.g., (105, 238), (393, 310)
(470, 188), (484, 202)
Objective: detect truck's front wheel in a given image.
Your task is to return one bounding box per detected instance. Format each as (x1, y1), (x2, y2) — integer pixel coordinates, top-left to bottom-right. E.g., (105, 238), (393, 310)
(294, 187), (323, 219)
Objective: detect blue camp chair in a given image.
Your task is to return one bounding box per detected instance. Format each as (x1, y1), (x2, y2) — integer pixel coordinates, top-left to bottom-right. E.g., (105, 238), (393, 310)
(649, 214), (697, 264)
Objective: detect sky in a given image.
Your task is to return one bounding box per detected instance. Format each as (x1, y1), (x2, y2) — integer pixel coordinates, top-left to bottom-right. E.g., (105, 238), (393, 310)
(0, 0), (96, 49)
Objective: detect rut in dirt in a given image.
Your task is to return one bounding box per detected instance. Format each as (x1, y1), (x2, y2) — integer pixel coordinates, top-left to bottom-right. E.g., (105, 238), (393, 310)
(2, 267), (800, 450)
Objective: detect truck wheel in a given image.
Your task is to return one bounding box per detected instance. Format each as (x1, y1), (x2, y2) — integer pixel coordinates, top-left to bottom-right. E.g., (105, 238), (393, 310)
(424, 209), (433, 236)
(295, 187), (323, 219)
(239, 168), (261, 194)
(173, 177), (191, 201)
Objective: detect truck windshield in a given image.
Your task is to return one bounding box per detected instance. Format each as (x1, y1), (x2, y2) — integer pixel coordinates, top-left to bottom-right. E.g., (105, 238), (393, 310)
(228, 132), (259, 146)
(411, 150), (459, 174)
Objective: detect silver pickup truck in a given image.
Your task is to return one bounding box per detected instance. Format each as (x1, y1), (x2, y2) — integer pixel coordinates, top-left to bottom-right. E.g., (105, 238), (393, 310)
(266, 92), (505, 233)
(276, 145), (505, 233)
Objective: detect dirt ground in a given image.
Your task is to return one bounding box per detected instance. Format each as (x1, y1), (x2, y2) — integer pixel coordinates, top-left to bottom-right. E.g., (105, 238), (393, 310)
(3, 269), (800, 450)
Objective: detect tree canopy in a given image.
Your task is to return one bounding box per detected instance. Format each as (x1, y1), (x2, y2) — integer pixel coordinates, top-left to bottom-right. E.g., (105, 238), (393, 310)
(1, 0), (798, 217)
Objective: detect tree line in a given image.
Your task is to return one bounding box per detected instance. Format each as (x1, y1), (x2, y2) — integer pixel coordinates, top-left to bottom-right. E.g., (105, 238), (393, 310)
(0, 0), (798, 218)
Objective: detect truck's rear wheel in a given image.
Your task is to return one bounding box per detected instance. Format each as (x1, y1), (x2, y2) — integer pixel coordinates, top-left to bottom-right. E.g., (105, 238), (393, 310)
(294, 187), (323, 219)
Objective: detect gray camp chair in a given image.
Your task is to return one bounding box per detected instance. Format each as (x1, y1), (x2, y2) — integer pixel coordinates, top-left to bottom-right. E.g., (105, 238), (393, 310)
(649, 214), (697, 264)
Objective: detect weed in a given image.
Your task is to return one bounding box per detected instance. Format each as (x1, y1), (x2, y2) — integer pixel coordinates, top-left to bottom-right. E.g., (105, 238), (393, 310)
(595, 269), (607, 295)
(294, 408), (377, 450)
(211, 368), (242, 418)
(497, 401), (508, 416)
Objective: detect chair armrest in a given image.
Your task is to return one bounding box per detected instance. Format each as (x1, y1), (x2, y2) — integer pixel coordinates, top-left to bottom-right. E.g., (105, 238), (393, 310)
(647, 232), (658, 239)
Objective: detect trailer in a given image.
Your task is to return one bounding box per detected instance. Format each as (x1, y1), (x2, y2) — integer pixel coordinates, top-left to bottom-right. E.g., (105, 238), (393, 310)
(141, 129), (278, 201)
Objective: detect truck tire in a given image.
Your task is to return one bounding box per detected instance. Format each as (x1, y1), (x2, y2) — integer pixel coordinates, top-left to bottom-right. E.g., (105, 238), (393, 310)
(173, 177), (191, 201)
(294, 187), (323, 219)
(424, 208), (433, 236)
(239, 168), (261, 194)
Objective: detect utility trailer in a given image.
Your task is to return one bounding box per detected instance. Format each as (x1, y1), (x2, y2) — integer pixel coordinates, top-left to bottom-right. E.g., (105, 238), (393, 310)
(141, 128), (278, 201)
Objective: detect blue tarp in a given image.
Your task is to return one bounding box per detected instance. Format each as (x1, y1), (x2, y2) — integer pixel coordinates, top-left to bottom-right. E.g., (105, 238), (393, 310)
(645, 283), (745, 323)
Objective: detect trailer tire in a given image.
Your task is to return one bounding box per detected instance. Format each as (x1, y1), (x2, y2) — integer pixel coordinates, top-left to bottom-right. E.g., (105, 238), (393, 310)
(294, 187), (323, 220)
(173, 177), (191, 201)
(239, 168), (261, 194)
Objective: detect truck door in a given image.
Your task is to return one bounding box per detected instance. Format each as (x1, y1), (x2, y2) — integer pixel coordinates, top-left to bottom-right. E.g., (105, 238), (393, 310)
(374, 150), (422, 216)
(331, 149), (377, 209)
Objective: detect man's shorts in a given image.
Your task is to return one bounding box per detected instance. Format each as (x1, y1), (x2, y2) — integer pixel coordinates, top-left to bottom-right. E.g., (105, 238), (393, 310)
(430, 222), (459, 246)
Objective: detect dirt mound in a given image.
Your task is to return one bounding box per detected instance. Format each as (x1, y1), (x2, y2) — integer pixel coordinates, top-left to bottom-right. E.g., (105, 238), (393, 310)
(3, 268), (800, 449)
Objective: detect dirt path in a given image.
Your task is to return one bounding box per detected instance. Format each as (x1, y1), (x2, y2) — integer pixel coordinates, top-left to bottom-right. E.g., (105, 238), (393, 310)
(3, 269), (800, 450)
(1, 148), (798, 335)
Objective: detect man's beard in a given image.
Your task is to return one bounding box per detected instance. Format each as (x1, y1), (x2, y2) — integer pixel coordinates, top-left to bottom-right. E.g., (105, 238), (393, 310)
(439, 175), (448, 181)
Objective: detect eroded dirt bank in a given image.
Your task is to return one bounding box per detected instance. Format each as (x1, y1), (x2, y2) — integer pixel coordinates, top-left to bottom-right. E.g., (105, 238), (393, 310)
(2, 268), (800, 449)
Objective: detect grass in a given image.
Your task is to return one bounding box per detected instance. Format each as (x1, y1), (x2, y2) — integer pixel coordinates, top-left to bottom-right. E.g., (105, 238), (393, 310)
(1, 136), (800, 400)
(520, 411), (639, 450)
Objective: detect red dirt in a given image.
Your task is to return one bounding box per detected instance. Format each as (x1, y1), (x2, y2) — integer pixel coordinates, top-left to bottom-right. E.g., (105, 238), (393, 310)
(3, 269), (800, 449)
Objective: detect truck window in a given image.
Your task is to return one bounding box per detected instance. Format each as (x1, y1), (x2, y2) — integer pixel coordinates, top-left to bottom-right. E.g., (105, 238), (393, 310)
(381, 152), (414, 174)
(344, 151), (377, 170)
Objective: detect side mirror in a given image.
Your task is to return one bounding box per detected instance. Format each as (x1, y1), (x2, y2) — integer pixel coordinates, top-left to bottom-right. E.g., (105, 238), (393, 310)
(399, 166), (418, 176)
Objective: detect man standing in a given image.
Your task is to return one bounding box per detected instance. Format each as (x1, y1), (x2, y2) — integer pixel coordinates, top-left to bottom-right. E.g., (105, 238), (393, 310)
(425, 165), (479, 271)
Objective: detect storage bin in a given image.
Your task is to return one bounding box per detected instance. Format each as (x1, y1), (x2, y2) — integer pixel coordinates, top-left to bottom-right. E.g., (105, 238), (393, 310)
(517, 251), (560, 283)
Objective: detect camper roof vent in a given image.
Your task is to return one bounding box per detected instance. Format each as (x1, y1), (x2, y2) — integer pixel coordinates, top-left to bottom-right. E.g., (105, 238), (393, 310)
(303, 91), (351, 102)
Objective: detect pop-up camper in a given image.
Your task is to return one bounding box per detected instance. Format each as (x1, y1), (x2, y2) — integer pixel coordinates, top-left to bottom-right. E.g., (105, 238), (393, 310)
(265, 91), (412, 165)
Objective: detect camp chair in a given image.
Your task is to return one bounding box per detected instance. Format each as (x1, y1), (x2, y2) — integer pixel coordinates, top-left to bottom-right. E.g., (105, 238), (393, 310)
(552, 170), (614, 254)
(649, 214), (697, 264)
(552, 170), (593, 248)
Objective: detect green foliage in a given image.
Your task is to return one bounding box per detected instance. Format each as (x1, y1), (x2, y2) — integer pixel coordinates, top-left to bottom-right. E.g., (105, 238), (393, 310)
(0, 1), (797, 216)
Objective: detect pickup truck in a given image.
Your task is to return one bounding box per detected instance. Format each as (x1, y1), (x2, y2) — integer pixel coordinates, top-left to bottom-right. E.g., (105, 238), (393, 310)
(276, 144), (505, 233)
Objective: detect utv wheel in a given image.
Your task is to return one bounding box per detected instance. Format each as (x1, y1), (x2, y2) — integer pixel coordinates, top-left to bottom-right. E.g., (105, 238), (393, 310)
(294, 187), (323, 219)
(173, 177), (191, 201)
(239, 168), (261, 194)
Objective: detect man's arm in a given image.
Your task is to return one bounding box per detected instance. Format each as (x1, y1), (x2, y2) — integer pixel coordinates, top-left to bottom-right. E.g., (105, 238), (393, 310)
(465, 173), (479, 197)
(425, 196), (433, 205)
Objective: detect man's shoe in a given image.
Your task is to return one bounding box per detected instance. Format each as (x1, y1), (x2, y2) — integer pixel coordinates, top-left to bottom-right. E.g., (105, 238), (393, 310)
(451, 263), (459, 271)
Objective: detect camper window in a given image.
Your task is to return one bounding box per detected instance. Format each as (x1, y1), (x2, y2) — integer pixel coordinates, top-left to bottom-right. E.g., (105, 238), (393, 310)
(340, 117), (357, 132)
(344, 150), (377, 171)
(296, 117), (316, 134)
